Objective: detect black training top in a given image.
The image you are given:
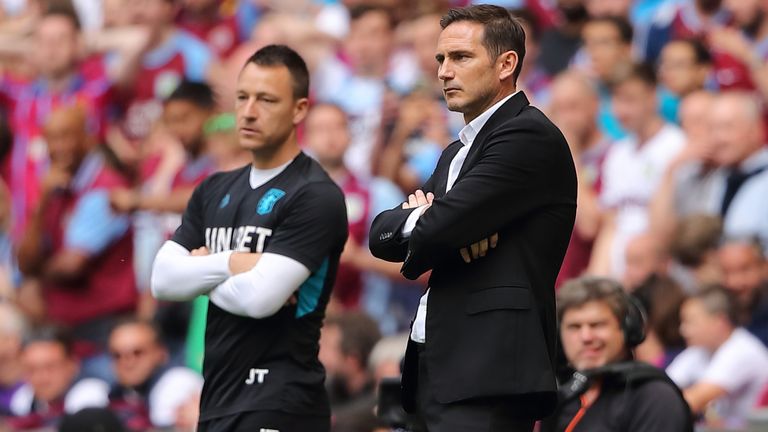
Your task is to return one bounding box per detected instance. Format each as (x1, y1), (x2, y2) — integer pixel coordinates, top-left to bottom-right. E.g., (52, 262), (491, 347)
(172, 152), (348, 421)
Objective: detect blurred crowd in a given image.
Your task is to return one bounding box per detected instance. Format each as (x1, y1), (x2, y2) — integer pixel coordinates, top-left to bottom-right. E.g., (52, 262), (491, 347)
(0, 0), (767, 430)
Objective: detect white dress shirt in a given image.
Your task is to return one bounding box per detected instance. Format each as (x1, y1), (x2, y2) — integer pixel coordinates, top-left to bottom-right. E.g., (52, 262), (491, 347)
(405, 92), (517, 343)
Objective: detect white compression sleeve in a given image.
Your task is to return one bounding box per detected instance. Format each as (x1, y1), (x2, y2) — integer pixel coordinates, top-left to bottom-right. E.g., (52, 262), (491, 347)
(150, 241), (233, 301)
(208, 253), (311, 319)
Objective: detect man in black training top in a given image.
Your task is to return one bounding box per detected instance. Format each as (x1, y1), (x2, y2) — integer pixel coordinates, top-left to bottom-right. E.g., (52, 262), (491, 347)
(150, 45), (348, 432)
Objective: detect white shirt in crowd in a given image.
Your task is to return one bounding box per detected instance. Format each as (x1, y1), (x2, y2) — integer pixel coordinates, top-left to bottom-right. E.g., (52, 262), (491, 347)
(599, 123), (685, 276)
(666, 328), (768, 425)
(10, 378), (109, 416)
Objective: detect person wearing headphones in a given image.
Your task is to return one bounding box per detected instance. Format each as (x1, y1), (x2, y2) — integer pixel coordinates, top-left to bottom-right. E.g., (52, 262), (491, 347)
(541, 277), (692, 432)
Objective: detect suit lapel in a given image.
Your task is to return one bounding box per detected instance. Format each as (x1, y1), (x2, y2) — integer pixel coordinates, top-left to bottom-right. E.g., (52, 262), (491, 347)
(455, 91), (530, 182)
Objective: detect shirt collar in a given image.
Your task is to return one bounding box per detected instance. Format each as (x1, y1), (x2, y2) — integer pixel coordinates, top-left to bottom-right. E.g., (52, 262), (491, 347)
(249, 158), (292, 189)
(739, 147), (768, 172)
(458, 91), (518, 146)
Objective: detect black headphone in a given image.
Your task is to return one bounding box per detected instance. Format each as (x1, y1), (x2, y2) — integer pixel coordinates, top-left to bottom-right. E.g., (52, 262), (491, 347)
(621, 291), (647, 348)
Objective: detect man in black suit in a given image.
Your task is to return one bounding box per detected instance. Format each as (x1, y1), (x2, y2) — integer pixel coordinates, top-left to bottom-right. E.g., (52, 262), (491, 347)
(369, 5), (576, 432)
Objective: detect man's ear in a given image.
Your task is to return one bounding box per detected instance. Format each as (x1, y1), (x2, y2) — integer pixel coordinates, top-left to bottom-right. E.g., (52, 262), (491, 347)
(498, 50), (519, 82)
(293, 98), (309, 125)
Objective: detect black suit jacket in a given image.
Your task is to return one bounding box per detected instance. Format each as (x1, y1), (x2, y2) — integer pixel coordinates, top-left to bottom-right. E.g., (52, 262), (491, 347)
(369, 92), (577, 419)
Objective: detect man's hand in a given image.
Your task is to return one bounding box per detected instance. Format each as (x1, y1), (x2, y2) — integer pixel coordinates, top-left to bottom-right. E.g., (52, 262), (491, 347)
(402, 190), (434, 214)
(110, 188), (140, 213)
(459, 233), (499, 263)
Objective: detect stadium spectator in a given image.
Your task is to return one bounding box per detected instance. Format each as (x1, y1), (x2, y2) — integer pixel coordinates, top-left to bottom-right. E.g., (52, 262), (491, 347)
(378, 88), (453, 196)
(709, 92), (768, 248)
(0, 303), (25, 416)
(16, 105), (136, 381)
(319, 312), (381, 415)
(107, 320), (202, 431)
(0, 5), (149, 240)
(589, 63), (685, 277)
(548, 70), (610, 287)
(649, 90), (718, 239)
(579, 15), (634, 139)
(717, 237), (768, 346)
(537, 0), (588, 76)
(622, 231), (671, 291)
(118, 0), (219, 143)
(305, 103), (407, 317)
(397, 13), (443, 96)
(8, 328), (109, 430)
(315, 5), (419, 178)
(668, 286), (768, 426)
(176, 0), (246, 59)
(632, 274), (687, 367)
(657, 38), (713, 122)
(111, 80), (217, 216)
(203, 112), (250, 172)
(541, 276), (692, 432)
(368, 332), (409, 386)
(669, 214), (723, 292)
(708, 0), (768, 100)
(584, 0), (633, 19)
(512, 8), (551, 106)
(645, 0), (755, 92)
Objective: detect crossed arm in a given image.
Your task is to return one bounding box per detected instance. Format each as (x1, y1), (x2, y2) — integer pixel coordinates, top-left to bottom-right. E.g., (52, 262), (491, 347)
(398, 130), (559, 279)
(400, 190), (497, 264)
(151, 240), (309, 318)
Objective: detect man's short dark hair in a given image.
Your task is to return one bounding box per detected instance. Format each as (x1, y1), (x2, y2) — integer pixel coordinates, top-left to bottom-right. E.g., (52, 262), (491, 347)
(244, 44), (309, 100)
(665, 38), (713, 66)
(719, 234), (765, 261)
(23, 327), (75, 357)
(557, 277), (629, 325)
(166, 80), (216, 110)
(586, 15), (633, 44)
(42, 3), (81, 31)
(633, 275), (686, 349)
(325, 312), (381, 368)
(440, 5), (526, 83)
(110, 318), (164, 346)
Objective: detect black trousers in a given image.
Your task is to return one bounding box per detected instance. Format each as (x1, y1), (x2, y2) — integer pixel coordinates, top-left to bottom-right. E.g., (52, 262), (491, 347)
(197, 410), (330, 432)
(414, 343), (535, 432)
